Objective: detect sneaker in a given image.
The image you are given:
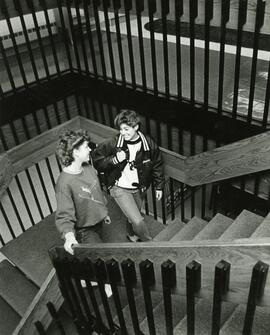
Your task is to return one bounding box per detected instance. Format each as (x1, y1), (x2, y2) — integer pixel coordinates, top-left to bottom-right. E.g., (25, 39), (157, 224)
(127, 234), (140, 242)
(80, 280), (98, 288)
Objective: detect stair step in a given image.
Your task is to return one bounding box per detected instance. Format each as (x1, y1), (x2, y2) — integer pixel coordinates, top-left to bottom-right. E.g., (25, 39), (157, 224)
(218, 210), (264, 241)
(0, 260), (38, 317)
(0, 295), (20, 335)
(170, 217), (208, 241)
(115, 291), (163, 332)
(1, 213), (62, 287)
(220, 304), (270, 335)
(153, 219), (185, 241)
(193, 214), (233, 240)
(251, 213), (270, 238)
(174, 299), (237, 335)
(139, 294), (188, 335)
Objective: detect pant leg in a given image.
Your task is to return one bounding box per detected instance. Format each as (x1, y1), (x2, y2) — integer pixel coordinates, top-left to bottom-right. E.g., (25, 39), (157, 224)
(127, 190), (143, 236)
(76, 222), (103, 244)
(110, 186), (151, 241)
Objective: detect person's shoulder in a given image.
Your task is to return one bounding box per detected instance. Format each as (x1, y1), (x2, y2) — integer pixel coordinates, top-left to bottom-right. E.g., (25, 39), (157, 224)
(142, 133), (158, 148)
(55, 171), (72, 192)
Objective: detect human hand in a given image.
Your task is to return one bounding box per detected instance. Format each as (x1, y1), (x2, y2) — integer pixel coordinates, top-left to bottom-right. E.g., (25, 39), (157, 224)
(104, 215), (111, 224)
(156, 190), (163, 201)
(64, 232), (78, 255)
(116, 150), (126, 162)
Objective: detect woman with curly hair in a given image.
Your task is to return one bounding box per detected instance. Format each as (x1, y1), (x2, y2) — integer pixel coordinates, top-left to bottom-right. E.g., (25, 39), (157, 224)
(55, 129), (110, 255)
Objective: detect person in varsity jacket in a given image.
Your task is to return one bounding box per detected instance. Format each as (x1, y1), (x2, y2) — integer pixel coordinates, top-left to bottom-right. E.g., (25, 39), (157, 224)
(92, 109), (165, 242)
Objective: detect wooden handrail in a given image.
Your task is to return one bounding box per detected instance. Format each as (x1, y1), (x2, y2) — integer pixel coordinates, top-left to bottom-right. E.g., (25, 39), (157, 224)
(57, 240), (270, 308)
(12, 269), (63, 335)
(1, 116), (270, 197)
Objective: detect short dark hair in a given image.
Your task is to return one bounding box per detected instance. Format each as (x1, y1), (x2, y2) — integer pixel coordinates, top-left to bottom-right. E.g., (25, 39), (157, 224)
(114, 109), (140, 129)
(56, 129), (90, 167)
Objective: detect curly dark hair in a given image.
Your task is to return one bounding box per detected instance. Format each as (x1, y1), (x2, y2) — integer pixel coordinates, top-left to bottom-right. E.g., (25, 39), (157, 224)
(56, 129), (90, 167)
(114, 109), (140, 129)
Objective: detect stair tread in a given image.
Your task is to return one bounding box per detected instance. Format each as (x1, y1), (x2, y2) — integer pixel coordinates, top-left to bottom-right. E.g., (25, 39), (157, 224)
(154, 219), (185, 241)
(251, 213), (270, 238)
(218, 210), (264, 241)
(1, 213), (62, 287)
(0, 260), (39, 317)
(170, 217), (208, 241)
(140, 294), (188, 335)
(220, 304), (270, 335)
(193, 214), (233, 240)
(174, 299), (237, 335)
(114, 291), (163, 332)
(0, 295), (20, 335)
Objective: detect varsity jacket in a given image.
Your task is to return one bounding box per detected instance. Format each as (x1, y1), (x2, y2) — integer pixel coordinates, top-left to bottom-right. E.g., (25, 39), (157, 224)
(92, 131), (165, 191)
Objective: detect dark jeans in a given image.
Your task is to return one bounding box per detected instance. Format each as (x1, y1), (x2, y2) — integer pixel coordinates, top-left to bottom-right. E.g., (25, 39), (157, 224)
(76, 221), (103, 244)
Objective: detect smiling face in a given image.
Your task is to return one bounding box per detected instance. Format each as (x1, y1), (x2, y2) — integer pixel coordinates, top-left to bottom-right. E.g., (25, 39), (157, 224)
(119, 123), (139, 141)
(73, 140), (91, 163)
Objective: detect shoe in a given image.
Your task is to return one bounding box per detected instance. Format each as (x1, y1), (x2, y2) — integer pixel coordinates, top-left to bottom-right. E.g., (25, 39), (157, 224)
(80, 280), (98, 288)
(127, 234), (140, 242)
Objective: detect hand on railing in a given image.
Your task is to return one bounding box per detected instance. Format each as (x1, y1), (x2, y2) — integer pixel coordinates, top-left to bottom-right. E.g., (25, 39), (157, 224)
(64, 232), (78, 255)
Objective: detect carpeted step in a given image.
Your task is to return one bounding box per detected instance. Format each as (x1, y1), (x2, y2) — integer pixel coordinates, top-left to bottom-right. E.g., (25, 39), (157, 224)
(139, 294), (188, 335)
(153, 219), (185, 241)
(173, 299), (237, 335)
(193, 214), (233, 240)
(0, 260), (38, 317)
(218, 210), (264, 242)
(113, 291), (163, 333)
(250, 213), (270, 238)
(220, 304), (270, 335)
(170, 217), (208, 241)
(0, 295), (20, 335)
(1, 213), (62, 287)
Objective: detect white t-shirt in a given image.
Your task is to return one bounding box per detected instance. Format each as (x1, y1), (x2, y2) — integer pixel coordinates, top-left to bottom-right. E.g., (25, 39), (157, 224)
(117, 140), (142, 189)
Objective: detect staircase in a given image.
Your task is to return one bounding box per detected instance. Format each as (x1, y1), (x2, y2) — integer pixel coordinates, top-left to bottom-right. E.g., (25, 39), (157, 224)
(49, 209), (270, 334)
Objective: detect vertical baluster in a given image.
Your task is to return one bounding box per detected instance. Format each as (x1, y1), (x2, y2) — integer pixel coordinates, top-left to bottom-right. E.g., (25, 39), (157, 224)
(47, 302), (67, 335)
(262, 55), (270, 128)
(26, 0), (51, 80)
(53, 102), (61, 125)
(40, 0), (62, 76)
(83, 259), (108, 334)
(232, 0), (247, 119)
(0, 0), (28, 88)
(94, 258), (116, 333)
(13, 0), (40, 84)
(186, 260), (201, 335)
(15, 175), (35, 226)
(0, 201), (16, 239)
(92, 0), (107, 80)
(53, 257), (87, 333)
(113, 0), (126, 85)
(161, 260), (176, 335)
(106, 259), (128, 334)
(253, 174), (260, 198)
(56, 0), (74, 71)
(161, 0), (170, 98)
(102, 0), (116, 83)
(169, 178), (175, 221)
(151, 184), (158, 220)
(217, 0), (230, 116)
(201, 184), (206, 219)
(211, 260), (231, 335)
(189, 0), (198, 104)
(124, 0), (136, 89)
(204, 0), (213, 111)
(148, 0), (158, 95)
(161, 193), (166, 224)
(35, 163), (53, 213)
(6, 188), (25, 233)
(139, 259), (156, 335)
(65, 0), (82, 73)
(74, 0), (90, 74)
(83, 0), (98, 78)
(121, 259), (141, 335)
(0, 233), (5, 247)
(0, 127), (8, 151)
(71, 259), (96, 330)
(243, 261), (269, 335)
(136, 0), (147, 92)
(175, 0), (183, 102)
(35, 321), (46, 335)
(25, 168), (44, 219)
(180, 183), (185, 222)
(247, 0), (265, 124)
